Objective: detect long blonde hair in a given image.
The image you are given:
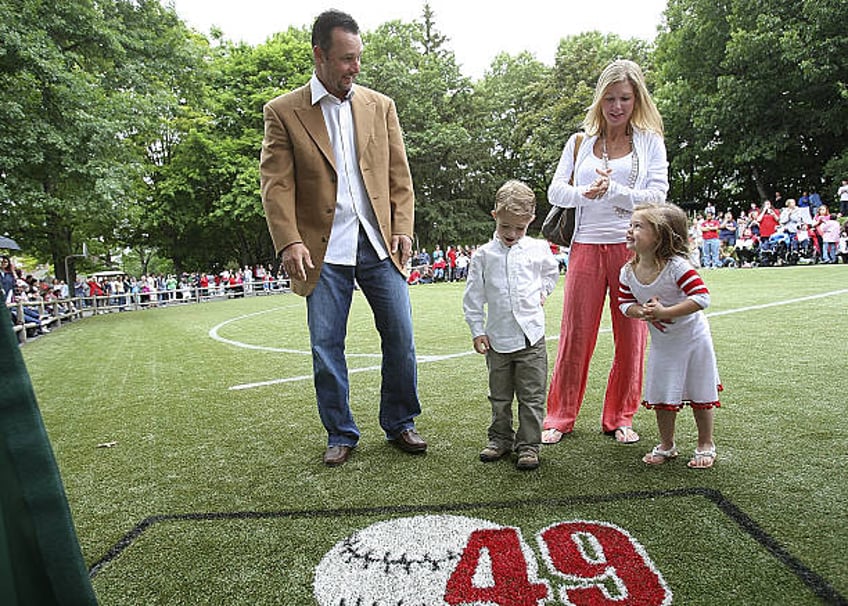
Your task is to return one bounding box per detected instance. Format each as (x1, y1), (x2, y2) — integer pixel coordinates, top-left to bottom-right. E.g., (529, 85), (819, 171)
(583, 59), (664, 137)
(628, 203), (690, 271)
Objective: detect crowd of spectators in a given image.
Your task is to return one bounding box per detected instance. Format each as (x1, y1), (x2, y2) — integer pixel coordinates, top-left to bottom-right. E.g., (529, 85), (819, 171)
(406, 244), (474, 285)
(406, 190), (848, 287)
(688, 190), (848, 269)
(68, 264), (291, 308)
(2, 255), (69, 337)
(2, 258), (292, 341)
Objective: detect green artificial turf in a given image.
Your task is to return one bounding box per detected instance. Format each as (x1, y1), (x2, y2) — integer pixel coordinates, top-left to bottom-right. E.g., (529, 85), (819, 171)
(20, 264), (848, 605)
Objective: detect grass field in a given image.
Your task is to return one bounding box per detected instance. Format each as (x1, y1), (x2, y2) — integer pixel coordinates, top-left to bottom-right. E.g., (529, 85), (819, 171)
(20, 264), (848, 605)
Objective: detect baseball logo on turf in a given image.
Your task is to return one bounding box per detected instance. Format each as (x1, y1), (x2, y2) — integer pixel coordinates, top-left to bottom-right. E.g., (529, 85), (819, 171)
(313, 514), (671, 605)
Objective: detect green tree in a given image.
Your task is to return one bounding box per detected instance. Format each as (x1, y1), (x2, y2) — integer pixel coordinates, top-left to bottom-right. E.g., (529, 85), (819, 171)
(463, 52), (552, 237)
(207, 30), (313, 268)
(104, 0), (211, 276)
(146, 28), (312, 273)
(359, 5), (477, 249)
(0, 0), (207, 281)
(654, 0), (848, 209)
(0, 0), (119, 277)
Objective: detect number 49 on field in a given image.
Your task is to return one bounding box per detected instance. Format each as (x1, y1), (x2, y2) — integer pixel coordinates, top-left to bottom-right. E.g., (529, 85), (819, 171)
(445, 520), (672, 606)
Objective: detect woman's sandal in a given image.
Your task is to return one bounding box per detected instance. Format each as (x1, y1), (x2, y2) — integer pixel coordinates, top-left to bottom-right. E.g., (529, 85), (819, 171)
(642, 443), (678, 465)
(614, 426), (640, 444)
(541, 428), (565, 444)
(687, 447), (716, 469)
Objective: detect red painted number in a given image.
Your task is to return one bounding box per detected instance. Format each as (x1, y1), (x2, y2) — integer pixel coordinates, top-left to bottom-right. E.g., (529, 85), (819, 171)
(444, 527), (550, 606)
(538, 521), (671, 605)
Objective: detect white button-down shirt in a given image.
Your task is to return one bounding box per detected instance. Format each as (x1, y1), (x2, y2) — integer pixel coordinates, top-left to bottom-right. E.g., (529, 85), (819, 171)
(463, 235), (560, 353)
(311, 75), (388, 265)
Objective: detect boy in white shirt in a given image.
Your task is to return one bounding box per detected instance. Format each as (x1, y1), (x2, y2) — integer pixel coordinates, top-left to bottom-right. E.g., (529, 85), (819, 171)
(463, 181), (560, 470)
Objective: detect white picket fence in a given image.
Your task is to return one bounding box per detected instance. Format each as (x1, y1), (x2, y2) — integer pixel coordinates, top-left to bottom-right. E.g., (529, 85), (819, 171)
(7, 278), (292, 344)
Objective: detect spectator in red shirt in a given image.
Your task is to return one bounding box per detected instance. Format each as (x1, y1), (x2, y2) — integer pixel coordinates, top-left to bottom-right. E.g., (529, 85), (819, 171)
(757, 200), (780, 238)
(446, 245), (458, 281)
(756, 200), (781, 254)
(700, 210), (721, 268)
(87, 278), (104, 308)
(432, 257), (447, 281)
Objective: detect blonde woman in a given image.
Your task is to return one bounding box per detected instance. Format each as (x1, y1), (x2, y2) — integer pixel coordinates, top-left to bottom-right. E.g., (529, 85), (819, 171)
(542, 59), (669, 445)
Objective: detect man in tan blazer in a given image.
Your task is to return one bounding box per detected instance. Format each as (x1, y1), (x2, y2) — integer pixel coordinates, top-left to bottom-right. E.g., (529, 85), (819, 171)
(260, 10), (426, 467)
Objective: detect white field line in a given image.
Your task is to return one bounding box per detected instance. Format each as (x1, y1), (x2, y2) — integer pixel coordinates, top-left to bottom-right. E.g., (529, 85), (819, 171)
(209, 303), (381, 357)
(225, 288), (848, 391)
(209, 304), (309, 354)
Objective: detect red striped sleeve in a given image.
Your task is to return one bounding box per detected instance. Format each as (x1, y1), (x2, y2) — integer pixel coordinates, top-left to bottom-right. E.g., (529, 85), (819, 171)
(618, 283), (637, 306)
(677, 269), (709, 296)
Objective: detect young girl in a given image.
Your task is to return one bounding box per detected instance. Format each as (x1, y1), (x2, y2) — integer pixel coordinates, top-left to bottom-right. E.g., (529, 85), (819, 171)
(618, 203), (721, 469)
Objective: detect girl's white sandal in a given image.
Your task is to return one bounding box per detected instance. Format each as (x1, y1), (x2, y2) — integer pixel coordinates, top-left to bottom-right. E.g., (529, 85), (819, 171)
(642, 443), (679, 465)
(687, 447), (716, 469)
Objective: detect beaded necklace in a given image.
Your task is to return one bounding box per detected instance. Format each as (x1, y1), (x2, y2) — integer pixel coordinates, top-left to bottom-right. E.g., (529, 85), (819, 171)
(601, 134), (639, 217)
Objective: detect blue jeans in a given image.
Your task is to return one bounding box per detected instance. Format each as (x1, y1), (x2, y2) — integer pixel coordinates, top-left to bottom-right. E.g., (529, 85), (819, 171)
(306, 228), (420, 448)
(703, 238), (720, 267)
(822, 242), (837, 263)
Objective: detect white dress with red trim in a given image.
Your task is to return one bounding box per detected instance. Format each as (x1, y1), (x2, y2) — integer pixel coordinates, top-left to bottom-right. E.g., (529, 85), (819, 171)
(618, 256), (721, 410)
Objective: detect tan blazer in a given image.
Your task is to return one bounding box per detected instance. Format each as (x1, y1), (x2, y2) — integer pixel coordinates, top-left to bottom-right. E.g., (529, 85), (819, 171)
(260, 83), (415, 296)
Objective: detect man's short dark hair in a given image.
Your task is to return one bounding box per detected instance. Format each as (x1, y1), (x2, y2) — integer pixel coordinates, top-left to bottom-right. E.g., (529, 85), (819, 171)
(312, 10), (359, 52)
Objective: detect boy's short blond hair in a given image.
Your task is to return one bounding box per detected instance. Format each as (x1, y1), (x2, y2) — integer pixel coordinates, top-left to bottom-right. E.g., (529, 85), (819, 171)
(494, 180), (536, 217)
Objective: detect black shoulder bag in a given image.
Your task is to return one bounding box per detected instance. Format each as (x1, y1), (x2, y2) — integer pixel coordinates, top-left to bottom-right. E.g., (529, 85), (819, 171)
(541, 133), (584, 247)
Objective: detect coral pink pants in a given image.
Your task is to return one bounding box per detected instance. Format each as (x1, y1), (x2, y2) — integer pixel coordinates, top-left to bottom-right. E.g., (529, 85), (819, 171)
(545, 242), (647, 434)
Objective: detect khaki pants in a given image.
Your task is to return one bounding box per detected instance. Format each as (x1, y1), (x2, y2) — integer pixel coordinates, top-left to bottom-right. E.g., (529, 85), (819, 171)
(486, 338), (547, 453)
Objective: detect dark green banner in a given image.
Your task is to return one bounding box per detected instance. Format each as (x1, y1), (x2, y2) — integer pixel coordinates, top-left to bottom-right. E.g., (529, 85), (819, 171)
(0, 305), (97, 605)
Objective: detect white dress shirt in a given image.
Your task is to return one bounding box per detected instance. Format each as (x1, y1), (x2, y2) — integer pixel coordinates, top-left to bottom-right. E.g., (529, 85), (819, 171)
(311, 75), (388, 265)
(463, 235), (560, 354)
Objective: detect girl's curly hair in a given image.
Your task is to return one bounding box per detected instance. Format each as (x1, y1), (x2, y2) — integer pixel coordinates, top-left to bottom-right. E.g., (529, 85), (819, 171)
(629, 203), (691, 271)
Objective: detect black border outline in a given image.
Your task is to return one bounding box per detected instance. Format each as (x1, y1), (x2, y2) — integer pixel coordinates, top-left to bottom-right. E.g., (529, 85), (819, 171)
(88, 487), (846, 604)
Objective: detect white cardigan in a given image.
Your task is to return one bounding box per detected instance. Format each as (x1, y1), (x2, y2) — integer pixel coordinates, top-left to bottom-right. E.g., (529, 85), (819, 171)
(548, 127), (669, 212)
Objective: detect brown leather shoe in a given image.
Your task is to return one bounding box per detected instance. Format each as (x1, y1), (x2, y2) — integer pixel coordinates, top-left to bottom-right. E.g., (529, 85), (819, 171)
(390, 429), (427, 454)
(323, 445), (352, 466)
